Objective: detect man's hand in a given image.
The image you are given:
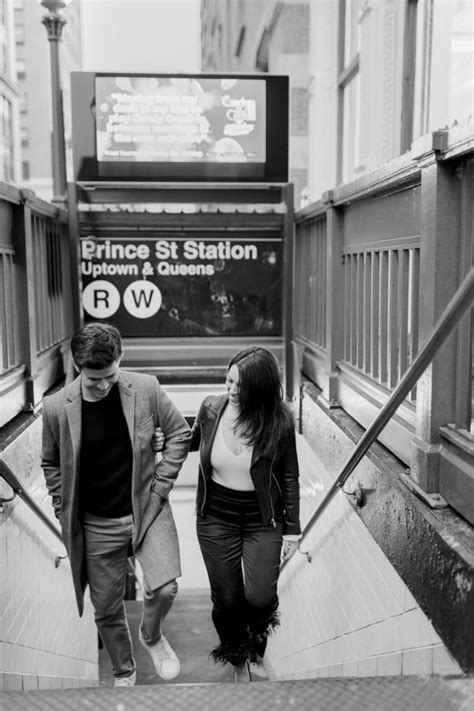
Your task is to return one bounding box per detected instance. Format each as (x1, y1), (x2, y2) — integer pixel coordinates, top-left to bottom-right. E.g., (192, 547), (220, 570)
(151, 427), (165, 452)
(135, 490), (165, 549)
(281, 538), (299, 563)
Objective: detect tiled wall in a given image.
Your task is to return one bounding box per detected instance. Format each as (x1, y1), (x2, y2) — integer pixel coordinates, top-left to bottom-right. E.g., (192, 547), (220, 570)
(265, 432), (462, 679)
(0, 417), (98, 691)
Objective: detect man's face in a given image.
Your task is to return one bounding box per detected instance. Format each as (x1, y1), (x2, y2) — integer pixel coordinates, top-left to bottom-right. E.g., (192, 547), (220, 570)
(79, 360), (121, 402)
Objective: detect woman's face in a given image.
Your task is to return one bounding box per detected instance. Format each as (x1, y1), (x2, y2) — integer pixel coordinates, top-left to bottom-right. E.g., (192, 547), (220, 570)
(226, 364), (240, 407)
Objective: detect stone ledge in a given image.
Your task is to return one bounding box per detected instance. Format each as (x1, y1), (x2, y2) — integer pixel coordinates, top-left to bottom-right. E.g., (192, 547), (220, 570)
(300, 379), (474, 673)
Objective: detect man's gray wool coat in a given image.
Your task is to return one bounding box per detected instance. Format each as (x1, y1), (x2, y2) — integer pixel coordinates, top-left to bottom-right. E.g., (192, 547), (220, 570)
(41, 370), (191, 615)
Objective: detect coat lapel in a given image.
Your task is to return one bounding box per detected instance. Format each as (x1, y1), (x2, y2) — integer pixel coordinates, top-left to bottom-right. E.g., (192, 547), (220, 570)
(64, 378), (83, 532)
(201, 395), (262, 476)
(200, 395), (226, 478)
(200, 395), (264, 470)
(118, 371), (136, 467)
(65, 377), (82, 476)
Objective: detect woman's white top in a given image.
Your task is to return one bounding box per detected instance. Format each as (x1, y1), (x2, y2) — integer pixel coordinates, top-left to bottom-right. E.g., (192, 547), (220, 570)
(210, 416), (255, 491)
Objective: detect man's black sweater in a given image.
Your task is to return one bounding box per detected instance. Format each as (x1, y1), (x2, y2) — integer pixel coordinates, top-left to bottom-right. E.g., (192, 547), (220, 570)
(79, 384), (134, 518)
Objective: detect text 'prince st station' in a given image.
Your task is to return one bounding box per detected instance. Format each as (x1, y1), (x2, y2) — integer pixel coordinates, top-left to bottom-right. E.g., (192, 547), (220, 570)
(81, 239), (259, 262)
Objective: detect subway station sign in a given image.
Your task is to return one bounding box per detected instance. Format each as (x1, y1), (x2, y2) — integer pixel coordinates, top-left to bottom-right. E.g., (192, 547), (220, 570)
(80, 236), (283, 337)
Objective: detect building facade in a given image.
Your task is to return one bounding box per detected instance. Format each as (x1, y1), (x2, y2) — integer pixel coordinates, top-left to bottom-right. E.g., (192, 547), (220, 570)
(200, 0), (310, 204)
(306, 0), (473, 201)
(0, 0), (21, 184)
(13, 0), (82, 201)
(200, 0), (473, 206)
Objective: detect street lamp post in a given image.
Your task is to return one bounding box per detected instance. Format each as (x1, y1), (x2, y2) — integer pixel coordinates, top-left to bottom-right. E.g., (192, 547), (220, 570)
(39, 0), (70, 204)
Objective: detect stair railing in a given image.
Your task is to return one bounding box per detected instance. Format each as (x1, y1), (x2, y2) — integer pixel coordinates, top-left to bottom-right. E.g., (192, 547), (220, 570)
(0, 458), (66, 566)
(286, 266), (474, 566)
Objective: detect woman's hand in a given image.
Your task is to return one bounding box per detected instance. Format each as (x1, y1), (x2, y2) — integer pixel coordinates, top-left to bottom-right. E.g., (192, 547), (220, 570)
(281, 538), (299, 562)
(151, 427), (165, 452)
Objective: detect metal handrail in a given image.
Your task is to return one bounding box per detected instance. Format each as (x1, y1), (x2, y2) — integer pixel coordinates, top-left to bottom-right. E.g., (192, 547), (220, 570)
(289, 267), (474, 565)
(0, 458), (65, 563)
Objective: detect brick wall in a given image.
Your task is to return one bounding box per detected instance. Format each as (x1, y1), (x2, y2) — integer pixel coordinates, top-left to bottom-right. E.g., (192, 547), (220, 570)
(265, 402), (462, 679)
(0, 417), (98, 691)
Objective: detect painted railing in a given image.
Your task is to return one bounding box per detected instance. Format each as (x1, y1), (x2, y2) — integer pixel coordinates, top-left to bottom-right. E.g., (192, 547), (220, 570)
(343, 246), (420, 400)
(294, 211), (327, 351)
(0, 184), (73, 427)
(293, 127), (473, 524)
(287, 268), (474, 566)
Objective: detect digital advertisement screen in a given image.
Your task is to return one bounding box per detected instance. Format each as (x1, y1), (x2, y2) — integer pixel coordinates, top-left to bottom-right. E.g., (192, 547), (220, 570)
(79, 235), (283, 338)
(71, 72), (288, 183)
(95, 75), (266, 165)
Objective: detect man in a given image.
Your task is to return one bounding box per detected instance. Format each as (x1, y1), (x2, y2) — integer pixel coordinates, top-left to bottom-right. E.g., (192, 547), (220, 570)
(41, 322), (191, 686)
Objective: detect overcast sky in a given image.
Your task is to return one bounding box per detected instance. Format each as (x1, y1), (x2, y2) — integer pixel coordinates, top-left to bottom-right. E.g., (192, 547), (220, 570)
(80, 0), (201, 73)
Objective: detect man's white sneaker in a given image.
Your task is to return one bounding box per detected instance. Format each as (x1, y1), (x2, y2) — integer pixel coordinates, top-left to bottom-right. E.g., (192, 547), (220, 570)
(139, 629), (180, 681)
(114, 670), (137, 687)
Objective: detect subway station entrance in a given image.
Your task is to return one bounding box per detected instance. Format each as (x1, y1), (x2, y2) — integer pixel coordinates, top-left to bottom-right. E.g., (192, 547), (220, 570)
(1, 62), (474, 706)
(69, 71), (295, 395)
(69, 181), (295, 392)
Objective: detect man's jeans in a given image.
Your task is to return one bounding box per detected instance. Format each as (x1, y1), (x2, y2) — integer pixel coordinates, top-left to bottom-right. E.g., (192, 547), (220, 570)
(83, 513), (178, 678)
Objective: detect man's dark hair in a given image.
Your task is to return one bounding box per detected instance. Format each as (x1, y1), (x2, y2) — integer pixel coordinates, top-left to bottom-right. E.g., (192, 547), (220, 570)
(70, 322), (123, 370)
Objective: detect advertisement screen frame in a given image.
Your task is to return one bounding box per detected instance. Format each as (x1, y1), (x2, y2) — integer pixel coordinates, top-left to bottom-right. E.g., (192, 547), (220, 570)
(71, 71), (289, 184)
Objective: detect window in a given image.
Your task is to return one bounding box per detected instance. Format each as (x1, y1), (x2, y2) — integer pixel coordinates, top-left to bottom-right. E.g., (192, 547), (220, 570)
(337, 0), (361, 183)
(0, 95), (14, 182)
(0, 42), (6, 74)
(419, 0), (474, 134)
(401, 0), (418, 152)
(437, 0), (473, 126)
(15, 24), (25, 45)
(341, 72), (360, 181)
(16, 58), (25, 82)
(22, 160), (29, 180)
(1, 94), (11, 135)
(20, 125), (28, 149)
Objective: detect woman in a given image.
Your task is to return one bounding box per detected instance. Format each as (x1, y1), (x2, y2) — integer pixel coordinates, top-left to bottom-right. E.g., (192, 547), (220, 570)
(190, 346), (301, 682)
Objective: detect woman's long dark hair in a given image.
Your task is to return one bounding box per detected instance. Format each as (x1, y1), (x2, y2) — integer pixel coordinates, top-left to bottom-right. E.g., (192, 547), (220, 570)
(228, 346), (294, 458)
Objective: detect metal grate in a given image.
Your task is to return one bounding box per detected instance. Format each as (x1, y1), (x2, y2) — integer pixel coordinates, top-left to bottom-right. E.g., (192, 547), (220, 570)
(1, 676), (473, 711)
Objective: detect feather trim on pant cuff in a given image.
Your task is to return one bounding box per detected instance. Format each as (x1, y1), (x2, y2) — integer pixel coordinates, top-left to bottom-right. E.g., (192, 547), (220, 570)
(210, 642), (249, 667)
(249, 609), (281, 660)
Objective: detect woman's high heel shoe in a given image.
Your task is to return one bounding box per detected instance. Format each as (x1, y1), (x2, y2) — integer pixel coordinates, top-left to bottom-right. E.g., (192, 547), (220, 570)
(232, 661), (252, 683)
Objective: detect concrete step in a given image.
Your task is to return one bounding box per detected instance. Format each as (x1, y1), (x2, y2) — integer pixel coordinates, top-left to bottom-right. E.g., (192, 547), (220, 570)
(98, 594), (234, 687)
(1, 672), (473, 710)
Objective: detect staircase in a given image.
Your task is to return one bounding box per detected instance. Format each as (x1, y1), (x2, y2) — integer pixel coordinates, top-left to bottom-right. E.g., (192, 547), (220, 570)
(1, 667), (473, 710)
(1, 591), (473, 710)
(2, 395), (474, 709)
